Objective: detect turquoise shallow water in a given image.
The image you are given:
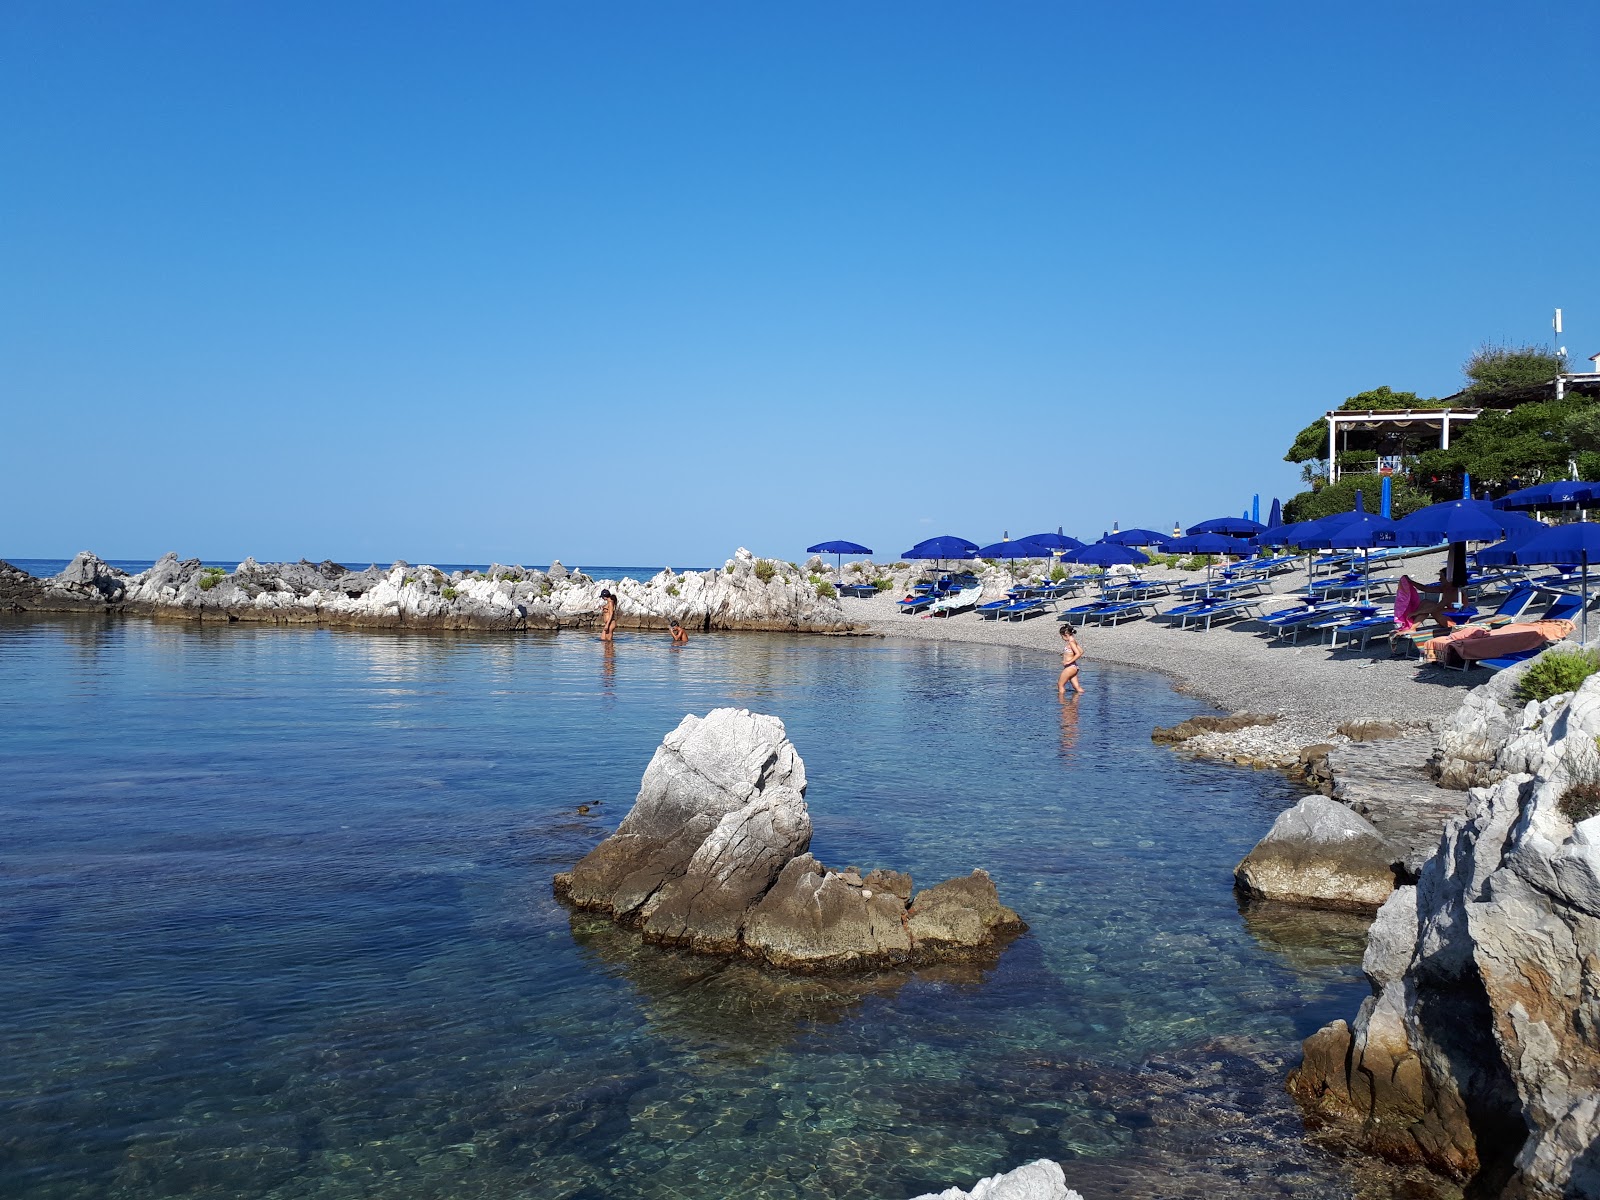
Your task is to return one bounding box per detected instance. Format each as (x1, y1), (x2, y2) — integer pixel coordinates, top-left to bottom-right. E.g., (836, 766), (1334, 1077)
(0, 618), (1383, 1199)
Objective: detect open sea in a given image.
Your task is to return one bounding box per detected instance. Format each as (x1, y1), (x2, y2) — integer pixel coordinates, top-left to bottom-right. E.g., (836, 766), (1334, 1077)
(0, 615), (1400, 1200)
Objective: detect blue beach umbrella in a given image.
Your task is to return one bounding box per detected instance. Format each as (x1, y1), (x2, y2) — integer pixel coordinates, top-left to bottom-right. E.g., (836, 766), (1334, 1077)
(1494, 481), (1600, 511)
(1381, 476), (1393, 519)
(974, 538), (1048, 560)
(901, 535), (980, 568)
(1187, 516), (1266, 537)
(1267, 498), (1282, 529)
(1020, 532), (1085, 552)
(806, 539), (873, 573)
(1062, 542), (1149, 568)
(1508, 522), (1600, 644)
(1167, 533), (1249, 556)
(1101, 528), (1172, 548)
(1393, 504), (1537, 547)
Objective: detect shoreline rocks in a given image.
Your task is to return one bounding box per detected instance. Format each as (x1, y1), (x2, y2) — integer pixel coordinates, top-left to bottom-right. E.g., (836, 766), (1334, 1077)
(553, 708), (1027, 972)
(1234, 795), (1397, 913)
(1, 547), (858, 635)
(1288, 669), (1600, 1198)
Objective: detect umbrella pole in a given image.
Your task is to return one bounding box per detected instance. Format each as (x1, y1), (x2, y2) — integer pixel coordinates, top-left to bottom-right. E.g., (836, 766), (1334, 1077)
(1585, 553), (1590, 648)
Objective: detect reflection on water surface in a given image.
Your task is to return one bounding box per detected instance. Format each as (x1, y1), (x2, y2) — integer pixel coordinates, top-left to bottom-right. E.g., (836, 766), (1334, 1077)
(0, 618), (1430, 1198)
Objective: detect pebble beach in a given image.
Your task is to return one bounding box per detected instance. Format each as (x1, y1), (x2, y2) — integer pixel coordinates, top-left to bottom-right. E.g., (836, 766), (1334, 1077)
(846, 551), (1473, 766)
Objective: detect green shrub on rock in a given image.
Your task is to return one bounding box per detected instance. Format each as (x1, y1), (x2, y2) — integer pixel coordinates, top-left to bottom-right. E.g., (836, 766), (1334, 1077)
(197, 566), (227, 592)
(808, 574), (836, 599)
(441, 586), (458, 600)
(1515, 649), (1600, 704)
(753, 559), (777, 584)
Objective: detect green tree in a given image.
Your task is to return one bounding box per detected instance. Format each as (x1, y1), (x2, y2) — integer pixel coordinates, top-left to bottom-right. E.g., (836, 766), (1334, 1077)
(1417, 394), (1600, 494)
(1282, 473), (1431, 523)
(1461, 344), (1563, 402)
(1283, 385), (1442, 463)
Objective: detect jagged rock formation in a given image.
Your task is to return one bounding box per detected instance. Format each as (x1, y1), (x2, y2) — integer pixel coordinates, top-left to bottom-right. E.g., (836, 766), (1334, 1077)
(1234, 795), (1397, 912)
(553, 708), (1026, 971)
(0, 547), (855, 634)
(1290, 670), (1600, 1198)
(910, 1159), (1081, 1200)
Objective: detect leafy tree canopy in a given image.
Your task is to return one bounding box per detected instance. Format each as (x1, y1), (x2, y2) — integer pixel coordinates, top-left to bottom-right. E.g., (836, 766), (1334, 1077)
(1418, 394), (1600, 491)
(1283, 385), (1442, 463)
(1462, 344), (1563, 401)
(1282, 473), (1432, 523)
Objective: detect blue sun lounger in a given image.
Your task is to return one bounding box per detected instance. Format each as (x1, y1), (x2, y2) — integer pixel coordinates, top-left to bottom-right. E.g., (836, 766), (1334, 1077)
(1172, 597), (1264, 630)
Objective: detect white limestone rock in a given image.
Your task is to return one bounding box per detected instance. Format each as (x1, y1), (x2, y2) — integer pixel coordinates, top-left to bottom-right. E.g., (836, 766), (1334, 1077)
(1234, 795), (1396, 912)
(909, 1159), (1081, 1200)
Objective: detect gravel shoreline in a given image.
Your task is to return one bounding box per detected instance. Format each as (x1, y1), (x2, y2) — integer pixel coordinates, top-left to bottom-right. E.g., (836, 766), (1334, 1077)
(845, 553), (1475, 766)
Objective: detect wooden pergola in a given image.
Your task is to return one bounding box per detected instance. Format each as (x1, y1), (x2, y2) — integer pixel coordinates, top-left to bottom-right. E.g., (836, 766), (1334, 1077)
(1325, 408), (1481, 483)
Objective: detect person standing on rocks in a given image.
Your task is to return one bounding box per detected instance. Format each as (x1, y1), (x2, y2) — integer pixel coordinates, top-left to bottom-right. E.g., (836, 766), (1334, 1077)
(1058, 624), (1085, 697)
(599, 588), (617, 641)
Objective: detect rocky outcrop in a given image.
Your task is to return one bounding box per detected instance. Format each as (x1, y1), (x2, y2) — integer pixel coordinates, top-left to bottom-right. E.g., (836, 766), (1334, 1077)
(1150, 712), (1278, 743)
(1431, 646), (1557, 789)
(910, 1159), (1081, 1200)
(1234, 795), (1397, 912)
(0, 560), (43, 609)
(1290, 671), (1600, 1197)
(554, 708), (1026, 971)
(2, 547), (856, 634)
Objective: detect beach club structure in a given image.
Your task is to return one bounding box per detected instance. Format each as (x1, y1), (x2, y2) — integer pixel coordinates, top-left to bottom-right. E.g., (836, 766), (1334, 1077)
(865, 497), (1600, 670)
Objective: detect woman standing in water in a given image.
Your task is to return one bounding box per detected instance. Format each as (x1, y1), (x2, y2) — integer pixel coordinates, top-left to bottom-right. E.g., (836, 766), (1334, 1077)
(1058, 623), (1085, 697)
(599, 589), (617, 641)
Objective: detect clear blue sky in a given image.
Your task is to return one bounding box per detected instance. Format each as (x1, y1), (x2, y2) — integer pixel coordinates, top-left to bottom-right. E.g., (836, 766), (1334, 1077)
(3, 2), (1595, 566)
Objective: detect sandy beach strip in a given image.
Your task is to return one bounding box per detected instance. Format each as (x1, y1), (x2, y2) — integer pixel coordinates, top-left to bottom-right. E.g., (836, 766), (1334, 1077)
(844, 551), (1473, 752)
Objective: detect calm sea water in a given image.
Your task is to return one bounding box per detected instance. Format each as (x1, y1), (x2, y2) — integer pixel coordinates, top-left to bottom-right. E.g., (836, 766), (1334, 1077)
(4, 560), (698, 583)
(0, 617), (1388, 1200)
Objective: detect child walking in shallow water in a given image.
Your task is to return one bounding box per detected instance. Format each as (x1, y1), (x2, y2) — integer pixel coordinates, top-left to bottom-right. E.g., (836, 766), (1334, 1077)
(1058, 624), (1085, 697)
(598, 589), (617, 641)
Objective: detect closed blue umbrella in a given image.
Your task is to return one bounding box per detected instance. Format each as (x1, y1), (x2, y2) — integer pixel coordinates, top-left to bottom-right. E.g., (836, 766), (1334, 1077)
(1507, 522), (1600, 644)
(1381, 476), (1392, 519)
(1187, 516), (1266, 537)
(1062, 542), (1149, 568)
(1267, 498), (1282, 529)
(806, 539), (874, 573)
(1102, 528), (1172, 548)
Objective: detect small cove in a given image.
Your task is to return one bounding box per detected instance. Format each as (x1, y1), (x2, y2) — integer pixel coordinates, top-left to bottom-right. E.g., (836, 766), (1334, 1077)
(1, 618), (1389, 1199)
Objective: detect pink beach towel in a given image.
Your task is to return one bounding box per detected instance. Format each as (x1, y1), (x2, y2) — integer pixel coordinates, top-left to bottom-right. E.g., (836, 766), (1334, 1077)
(1394, 576), (1420, 633)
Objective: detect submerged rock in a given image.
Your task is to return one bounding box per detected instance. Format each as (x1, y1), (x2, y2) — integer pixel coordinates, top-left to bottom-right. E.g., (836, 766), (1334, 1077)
(1234, 795), (1396, 913)
(910, 1159), (1081, 1200)
(554, 708), (1026, 972)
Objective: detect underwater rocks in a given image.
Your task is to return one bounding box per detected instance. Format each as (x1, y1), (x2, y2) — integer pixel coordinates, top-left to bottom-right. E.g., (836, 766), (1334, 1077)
(1234, 795), (1396, 913)
(1290, 670), (1600, 1197)
(910, 1158), (1081, 1200)
(553, 708), (1026, 972)
(1, 546), (856, 634)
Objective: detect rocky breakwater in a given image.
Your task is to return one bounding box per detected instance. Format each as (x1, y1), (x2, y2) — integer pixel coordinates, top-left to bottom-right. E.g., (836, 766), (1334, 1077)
(553, 707), (1026, 971)
(1, 547), (855, 634)
(1288, 661), (1600, 1198)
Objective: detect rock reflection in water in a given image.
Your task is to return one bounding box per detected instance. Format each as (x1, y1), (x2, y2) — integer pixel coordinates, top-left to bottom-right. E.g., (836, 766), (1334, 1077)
(1236, 897), (1373, 977)
(568, 910), (1010, 1055)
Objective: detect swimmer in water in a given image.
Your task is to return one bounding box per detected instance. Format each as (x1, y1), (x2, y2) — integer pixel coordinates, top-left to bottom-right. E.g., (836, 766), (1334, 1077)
(1058, 623), (1085, 697)
(669, 618), (688, 644)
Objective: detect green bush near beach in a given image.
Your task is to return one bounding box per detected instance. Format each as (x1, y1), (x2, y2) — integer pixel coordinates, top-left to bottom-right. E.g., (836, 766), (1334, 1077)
(197, 566), (227, 591)
(441, 586), (458, 600)
(809, 574), (836, 599)
(872, 577), (893, 591)
(1049, 564), (1067, 581)
(1515, 649), (1600, 704)
(753, 559), (777, 584)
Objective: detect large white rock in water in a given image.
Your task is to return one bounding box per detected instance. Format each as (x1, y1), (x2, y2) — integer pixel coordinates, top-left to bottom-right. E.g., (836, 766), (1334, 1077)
(1234, 795), (1396, 912)
(555, 708), (1026, 970)
(910, 1159), (1082, 1200)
